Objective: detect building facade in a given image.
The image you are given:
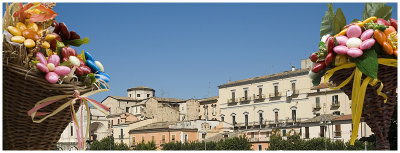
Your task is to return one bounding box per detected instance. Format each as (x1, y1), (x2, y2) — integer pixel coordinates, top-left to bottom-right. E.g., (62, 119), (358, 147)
(129, 122), (198, 150)
(217, 59), (373, 150)
(198, 96), (219, 121)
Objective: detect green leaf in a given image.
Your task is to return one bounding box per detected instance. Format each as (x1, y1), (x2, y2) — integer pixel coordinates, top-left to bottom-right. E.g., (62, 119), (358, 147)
(59, 61), (71, 66)
(81, 50), (86, 63)
(320, 3), (336, 38)
(64, 37), (89, 47)
(334, 8), (346, 34)
(87, 73), (96, 85)
(56, 40), (65, 58)
(354, 48), (378, 79)
(363, 3), (392, 20)
(352, 18), (360, 23)
(31, 60), (40, 65)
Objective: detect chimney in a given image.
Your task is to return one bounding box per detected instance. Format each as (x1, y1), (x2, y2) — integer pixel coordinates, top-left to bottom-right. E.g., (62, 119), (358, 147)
(291, 66), (295, 71)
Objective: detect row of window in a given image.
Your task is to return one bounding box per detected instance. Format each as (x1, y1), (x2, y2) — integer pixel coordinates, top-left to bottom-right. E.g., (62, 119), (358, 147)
(132, 134), (189, 145)
(203, 104), (217, 116)
(315, 95), (339, 108)
(304, 124), (342, 139)
(221, 107), (298, 126)
(128, 93), (151, 98)
(230, 81), (297, 102)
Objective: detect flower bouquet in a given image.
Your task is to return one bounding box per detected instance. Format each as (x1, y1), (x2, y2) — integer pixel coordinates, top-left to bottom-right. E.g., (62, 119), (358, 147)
(3, 3), (110, 150)
(308, 3), (397, 150)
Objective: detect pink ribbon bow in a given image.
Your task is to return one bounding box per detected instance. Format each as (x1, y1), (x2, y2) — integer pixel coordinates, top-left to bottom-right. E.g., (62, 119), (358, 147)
(27, 87), (110, 150)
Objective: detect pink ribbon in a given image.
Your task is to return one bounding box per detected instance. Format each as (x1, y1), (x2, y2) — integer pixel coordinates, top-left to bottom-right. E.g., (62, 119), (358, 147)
(27, 89), (110, 150)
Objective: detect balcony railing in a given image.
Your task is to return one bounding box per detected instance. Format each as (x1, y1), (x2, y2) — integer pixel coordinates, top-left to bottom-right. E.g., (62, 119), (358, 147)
(313, 105), (321, 111)
(227, 98), (238, 104)
(254, 94), (266, 101)
(331, 101), (340, 109)
(239, 97), (251, 103)
(269, 92), (282, 98)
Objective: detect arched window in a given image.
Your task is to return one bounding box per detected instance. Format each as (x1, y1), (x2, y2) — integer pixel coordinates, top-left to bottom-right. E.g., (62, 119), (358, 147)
(220, 114), (225, 122)
(243, 112), (249, 127)
(257, 110), (264, 125)
(273, 108), (279, 123)
(231, 113), (236, 126)
(291, 106), (297, 122)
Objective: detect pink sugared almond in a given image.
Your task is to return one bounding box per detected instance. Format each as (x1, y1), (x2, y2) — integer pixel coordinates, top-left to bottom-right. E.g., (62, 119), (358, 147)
(360, 29), (374, 41)
(346, 25), (362, 38)
(333, 45), (349, 55)
(45, 72), (59, 84)
(347, 48), (363, 58)
(335, 35), (348, 46)
(360, 39), (376, 50)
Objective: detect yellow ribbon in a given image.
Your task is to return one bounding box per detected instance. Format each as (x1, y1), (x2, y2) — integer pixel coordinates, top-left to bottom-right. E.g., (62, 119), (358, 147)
(323, 58), (397, 145)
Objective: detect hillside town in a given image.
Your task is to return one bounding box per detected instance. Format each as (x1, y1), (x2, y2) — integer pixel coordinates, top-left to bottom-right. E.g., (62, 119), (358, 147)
(56, 59), (373, 150)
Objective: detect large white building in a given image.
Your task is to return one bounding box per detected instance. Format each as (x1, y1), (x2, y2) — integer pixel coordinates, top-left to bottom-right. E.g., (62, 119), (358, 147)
(217, 59), (372, 150)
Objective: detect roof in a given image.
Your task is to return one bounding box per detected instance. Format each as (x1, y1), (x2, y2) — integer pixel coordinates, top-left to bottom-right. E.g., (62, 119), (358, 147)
(332, 114), (353, 121)
(132, 121), (176, 130)
(127, 86), (155, 92)
(198, 96), (219, 103)
(109, 96), (140, 101)
(128, 121), (197, 133)
(133, 100), (146, 106)
(218, 68), (310, 89)
(153, 97), (185, 103)
(106, 113), (125, 118)
(303, 114), (340, 123)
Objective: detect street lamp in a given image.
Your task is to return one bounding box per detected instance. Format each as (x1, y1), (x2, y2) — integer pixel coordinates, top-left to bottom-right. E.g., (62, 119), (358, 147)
(202, 132), (207, 150)
(320, 115), (331, 150)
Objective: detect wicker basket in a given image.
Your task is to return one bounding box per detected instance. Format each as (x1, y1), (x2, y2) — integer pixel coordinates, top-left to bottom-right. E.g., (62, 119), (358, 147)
(3, 40), (94, 149)
(329, 64), (397, 150)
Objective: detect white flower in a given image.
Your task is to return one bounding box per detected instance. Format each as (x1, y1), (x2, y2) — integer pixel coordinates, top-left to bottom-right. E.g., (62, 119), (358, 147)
(321, 34), (331, 43)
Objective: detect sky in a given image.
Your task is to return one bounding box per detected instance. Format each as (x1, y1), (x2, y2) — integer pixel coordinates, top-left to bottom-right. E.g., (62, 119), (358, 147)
(3, 3), (398, 102)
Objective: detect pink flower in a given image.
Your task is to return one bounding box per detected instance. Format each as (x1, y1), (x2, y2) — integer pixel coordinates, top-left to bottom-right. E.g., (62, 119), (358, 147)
(36, 52), (71, 84)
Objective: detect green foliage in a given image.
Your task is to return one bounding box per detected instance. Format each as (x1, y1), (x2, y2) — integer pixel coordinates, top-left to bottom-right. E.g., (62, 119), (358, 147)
(320, 3), (347, 38)
(88, 137), (129, 150)
(354, 47), (378, 79)
(162, 136), (250, 150)
(132, 141), (157, 150)
(64, 37), (90, 47)
(268, 131), (376, 150)
(216, 136), (252, 150)
(114, 143), (130, 150)
(363, 3), (392, 20)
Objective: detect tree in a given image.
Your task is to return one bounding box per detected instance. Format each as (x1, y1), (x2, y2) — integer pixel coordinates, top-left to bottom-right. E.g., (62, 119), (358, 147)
(88, 137), (129, 150)
(216, 136), (252, 150)
(162, 136), (250, 150)
(268, 131), (376, 150)
(132, 141), (157, 150)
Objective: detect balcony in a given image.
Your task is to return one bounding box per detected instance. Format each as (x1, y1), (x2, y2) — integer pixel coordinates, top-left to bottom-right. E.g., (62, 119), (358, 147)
(239, 97), (251, 103)
(227, 98), (238, 105)
(313, 105), (321, 111)
(331, 101), (340, 110)
(269, 92), (282, 100)
(254, 94), (266, 102)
